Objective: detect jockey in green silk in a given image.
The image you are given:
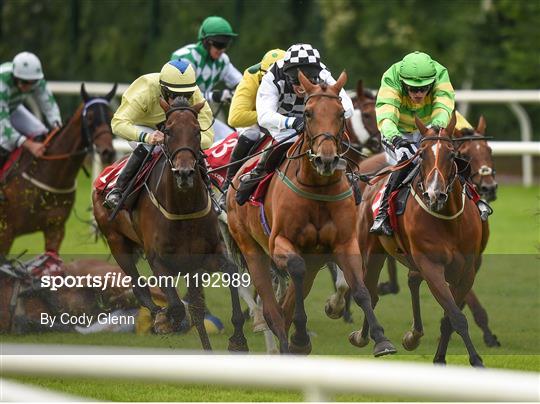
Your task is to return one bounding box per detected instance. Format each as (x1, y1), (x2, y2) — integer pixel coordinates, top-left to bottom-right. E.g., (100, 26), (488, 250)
(371, 51), (491, 236)
(170, 16), (242, 142)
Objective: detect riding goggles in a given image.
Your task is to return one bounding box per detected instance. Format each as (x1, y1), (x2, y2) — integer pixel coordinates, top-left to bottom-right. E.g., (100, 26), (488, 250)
(208, 40), (229, 50)
(404, 83), (432, 94)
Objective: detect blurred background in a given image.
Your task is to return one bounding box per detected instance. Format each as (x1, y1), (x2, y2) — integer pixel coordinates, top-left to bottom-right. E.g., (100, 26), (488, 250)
(1, 0), (538, 175)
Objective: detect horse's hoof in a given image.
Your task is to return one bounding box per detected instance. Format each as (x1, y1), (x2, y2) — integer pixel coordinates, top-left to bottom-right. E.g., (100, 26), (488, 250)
(377, 281), (399, 296)
(228, 337), (249, 352)
(152, 311), (174, 334)
(433, 357), (446, 365)
(402, 329), (424, 351)
(324, 299), (344, 319)
(484, 333), (501, 348)
(289, 334), (312, 355)
(373, 339), (397, 357)
(348, 330), (369, 348)
(470, 355), (484, 368)
(252, 309), (268, 333)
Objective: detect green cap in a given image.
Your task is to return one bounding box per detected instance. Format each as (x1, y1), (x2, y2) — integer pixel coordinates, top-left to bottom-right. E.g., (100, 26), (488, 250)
(399, 51), (436, 87)
(198, 16), (238, 40)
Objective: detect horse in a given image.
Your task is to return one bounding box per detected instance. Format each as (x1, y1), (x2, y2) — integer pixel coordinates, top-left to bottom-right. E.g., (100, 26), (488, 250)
(92, 97), (247, 352)
(225, 71), (395, 356)
(0, 83), (117, 257)
(368, 116), (501, 347)
(354, 114), (486, 366)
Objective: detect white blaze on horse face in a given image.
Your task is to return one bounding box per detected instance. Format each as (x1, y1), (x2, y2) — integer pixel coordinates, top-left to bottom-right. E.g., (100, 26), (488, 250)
(426, 143), (442, 201)
(350, 109), (370, 143)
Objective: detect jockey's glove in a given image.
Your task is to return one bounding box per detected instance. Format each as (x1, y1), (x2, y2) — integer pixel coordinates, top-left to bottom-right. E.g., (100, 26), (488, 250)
(290, 117), (305, 134)
(211, 89), (233, 103)
(392, 136), (417, 161)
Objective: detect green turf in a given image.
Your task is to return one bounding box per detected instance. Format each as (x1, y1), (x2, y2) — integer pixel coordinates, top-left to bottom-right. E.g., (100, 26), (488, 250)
(3, 173), (539, 401)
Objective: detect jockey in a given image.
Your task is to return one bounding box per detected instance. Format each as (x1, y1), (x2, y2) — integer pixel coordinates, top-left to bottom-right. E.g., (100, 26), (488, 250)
(235, 43), (354, 205)
(0, 52), (61, 192)
(218, 48), (286, 208)
(170, 16), (241, 142)
(370, 51), (492, 236)
(103, 60), (214, 210)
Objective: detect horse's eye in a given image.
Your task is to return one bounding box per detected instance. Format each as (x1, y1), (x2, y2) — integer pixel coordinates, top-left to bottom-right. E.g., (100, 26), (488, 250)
(362, 112), (370, 120)
(305, 110), (313, 119)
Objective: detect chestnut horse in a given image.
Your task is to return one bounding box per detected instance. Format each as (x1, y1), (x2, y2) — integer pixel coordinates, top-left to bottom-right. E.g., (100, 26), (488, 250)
(93, 97), (247, 352)
(0, 84), (116, 256)
(355, 114), (485, 366)
(226, 71), (395, 356)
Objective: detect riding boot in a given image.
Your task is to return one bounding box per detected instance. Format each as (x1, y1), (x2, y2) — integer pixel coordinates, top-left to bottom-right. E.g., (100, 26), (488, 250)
(0, 147), (10, 202)
(235, 147), (272, 206)
(219, 137), (258, 210)
(370, 164), (413, 236)
(103, 144), (148, 210)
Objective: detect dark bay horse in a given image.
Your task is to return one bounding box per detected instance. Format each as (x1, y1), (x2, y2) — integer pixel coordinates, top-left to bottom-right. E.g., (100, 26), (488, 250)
(226, 71), (395, 356)
(0, 84), (116, 256)
(355, 114), (485, 366)
(93, 97), (247, 352)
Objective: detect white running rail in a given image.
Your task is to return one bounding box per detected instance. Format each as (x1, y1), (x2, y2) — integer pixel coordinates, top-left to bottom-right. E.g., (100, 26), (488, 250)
(1, 345), (539, 402)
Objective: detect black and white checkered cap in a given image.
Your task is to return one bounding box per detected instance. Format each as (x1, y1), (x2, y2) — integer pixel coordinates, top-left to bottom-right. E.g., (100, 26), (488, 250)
(283, 43), (321, 69)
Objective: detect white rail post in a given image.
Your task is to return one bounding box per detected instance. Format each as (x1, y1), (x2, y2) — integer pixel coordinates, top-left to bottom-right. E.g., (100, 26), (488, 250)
(509, 102), (535, 186)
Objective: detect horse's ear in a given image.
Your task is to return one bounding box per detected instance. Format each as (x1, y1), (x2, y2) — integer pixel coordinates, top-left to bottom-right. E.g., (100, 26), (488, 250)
(415, 115), (428, 135)
(80, 83), (90, 102)
(298, 70), (316, 94)
(445, 110), (457, 136)
(453, 128), (463, 138)
(476, 115), (487, 135)
(159, 97), (170, 112)
(105, 83), (118, 101)
(333, 70), (348, 94)
(192, 101), (206, 114)
(356, 79), (364, 101)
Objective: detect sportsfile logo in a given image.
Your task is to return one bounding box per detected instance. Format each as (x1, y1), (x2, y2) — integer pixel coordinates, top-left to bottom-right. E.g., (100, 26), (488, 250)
(40, 272), (251, 291)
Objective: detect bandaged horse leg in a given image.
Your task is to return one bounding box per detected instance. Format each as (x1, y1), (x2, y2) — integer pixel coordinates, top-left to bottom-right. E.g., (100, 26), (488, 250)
(325, 263), (349, 320)
(186, 277), (212, 351)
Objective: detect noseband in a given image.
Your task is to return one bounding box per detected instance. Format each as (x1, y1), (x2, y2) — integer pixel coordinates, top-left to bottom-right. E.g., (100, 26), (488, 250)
(163, 106), (203, 173)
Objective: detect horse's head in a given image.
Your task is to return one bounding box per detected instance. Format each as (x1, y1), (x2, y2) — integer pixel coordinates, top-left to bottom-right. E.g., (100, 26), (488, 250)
(300, 70), (347, 176)
(80, 83), (117, 165)
(159, 97), (205, 190)
(347, 80), (381, 153)
(454, 116), (497, 201)
(415, 112), (458, 212)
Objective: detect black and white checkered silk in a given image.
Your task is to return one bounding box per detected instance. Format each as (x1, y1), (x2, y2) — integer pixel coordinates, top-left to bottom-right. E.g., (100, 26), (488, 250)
(283, 44), (321, 68)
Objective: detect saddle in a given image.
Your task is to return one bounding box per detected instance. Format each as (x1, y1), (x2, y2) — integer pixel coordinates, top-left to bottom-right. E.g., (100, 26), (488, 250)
(94, 152), (162, 211)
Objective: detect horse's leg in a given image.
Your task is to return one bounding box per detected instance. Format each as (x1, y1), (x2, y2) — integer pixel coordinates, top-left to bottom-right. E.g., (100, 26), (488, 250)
(187, 279), (212, 351)
(335, 244), (396, 357)
(214, 254), (248, 352)
(280, 267), (317, 354)
(43, 224), (65, 254)
(378, 257), (399, 295)
(418, 258), (483, 367)
(325, 263), (349, 320)
(402, 271), (425, 351)
(108, 235), (160, 315)
(272, 235), (310, 354)
(0, 228), (14, 257)
(465, 289), (500, 347)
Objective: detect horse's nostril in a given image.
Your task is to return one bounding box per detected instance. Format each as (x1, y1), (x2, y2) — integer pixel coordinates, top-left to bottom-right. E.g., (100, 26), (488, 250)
(314, 156), (322, 166)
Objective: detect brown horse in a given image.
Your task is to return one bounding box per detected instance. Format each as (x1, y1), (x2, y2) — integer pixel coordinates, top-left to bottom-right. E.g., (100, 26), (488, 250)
(355, 114), (485, 367)
(226, 71), (395, 356)
(93, 97), (247, 352)
(0, 84), (116, 256)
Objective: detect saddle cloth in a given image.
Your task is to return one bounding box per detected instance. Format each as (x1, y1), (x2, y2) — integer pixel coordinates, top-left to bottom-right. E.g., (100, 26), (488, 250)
(0, 148), (22, 179)
(205, 131), (239, 187)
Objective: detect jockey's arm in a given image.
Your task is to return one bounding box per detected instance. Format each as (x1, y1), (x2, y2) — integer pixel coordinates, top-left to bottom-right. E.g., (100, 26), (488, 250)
(430, 67), (455, 128)
(228, 69), (258, 128)
(111, 96), (151, 143)
(191, 89), (215, 149)
(33, 80), (62, 127)
(455, 110), (473, 130)
(0, 81), (25, 148)
(220, 55), (242, 90)
(256, 71), (289, 136)
(375, 73), (403, 144)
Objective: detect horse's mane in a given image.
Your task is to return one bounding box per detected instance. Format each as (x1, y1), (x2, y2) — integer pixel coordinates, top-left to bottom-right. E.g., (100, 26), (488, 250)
(460, 127), (476, 136)
(320, 82), (328, 91)
(170, 97), (191, 109)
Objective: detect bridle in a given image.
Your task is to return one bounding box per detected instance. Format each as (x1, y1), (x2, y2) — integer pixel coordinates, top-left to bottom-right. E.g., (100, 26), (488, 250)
(39, 98), (112, 161)
(454, 134), (496, 189)
(416, 135), (458, 198)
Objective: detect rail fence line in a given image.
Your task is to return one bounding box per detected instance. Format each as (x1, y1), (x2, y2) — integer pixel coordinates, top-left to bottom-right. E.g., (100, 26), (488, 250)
(1, 344), (539, 402)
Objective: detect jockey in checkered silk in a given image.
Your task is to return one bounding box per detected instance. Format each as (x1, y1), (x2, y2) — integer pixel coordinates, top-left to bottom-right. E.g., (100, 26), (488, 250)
(170, 16), (241, 143)
(0, 52), (62, 171)
(370, 51), (491, 237)
(217, 48), (286, 207)
(103, 60), (214, 210)
(234, 43), (354, 205)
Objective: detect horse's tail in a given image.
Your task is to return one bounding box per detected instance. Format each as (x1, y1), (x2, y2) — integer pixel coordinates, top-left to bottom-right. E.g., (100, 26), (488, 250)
(218, 212), (249, 274)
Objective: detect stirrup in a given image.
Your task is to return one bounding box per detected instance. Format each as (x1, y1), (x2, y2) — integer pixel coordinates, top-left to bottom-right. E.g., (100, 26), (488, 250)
(477, 201), (492, 222)
(103, 189), (122, 210)
(370, 216), (393, 236)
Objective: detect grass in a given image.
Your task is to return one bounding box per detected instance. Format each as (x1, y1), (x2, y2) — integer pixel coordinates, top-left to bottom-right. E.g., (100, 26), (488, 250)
(2, 173), (539, 401)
